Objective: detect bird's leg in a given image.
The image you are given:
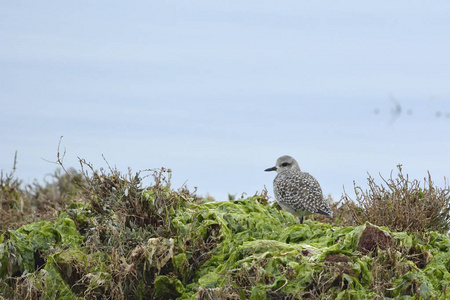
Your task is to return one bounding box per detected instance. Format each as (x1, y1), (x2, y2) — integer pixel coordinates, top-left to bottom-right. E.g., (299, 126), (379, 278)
(300, 216), (304, 224)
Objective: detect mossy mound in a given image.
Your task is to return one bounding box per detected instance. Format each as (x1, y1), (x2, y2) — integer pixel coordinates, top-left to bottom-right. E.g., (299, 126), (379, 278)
(1, 189), (450, 299)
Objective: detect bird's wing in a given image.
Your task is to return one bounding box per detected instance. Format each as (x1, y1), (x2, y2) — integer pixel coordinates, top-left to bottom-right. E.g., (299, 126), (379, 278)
(276, 172), (324, 213)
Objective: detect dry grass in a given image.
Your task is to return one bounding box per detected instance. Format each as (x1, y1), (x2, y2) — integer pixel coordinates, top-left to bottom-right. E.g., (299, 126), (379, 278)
(1, 152), (81, 231)
(343, 164), (450, 233)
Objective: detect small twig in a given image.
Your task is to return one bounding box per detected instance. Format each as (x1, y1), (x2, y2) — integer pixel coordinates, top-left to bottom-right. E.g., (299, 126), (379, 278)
(12, 151), (18, 173)
(42, 136), (67, 170)
(102, 154), (114, 173)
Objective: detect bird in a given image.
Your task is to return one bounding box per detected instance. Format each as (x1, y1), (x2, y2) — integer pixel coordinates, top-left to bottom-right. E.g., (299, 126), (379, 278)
(265, 155), (333, 224)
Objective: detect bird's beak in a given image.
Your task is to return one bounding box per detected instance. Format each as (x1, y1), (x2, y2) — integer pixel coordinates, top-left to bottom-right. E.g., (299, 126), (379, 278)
(265, 166), (277, 172)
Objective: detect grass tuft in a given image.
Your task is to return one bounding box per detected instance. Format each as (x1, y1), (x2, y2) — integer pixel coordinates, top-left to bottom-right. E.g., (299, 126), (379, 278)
(343, 164), (450, 233)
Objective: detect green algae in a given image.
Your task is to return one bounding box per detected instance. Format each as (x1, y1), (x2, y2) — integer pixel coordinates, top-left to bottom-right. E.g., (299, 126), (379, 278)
(171, 197), (450, 299)
(154, 275), (185, 299)
(0, 213), (82, 280)
(1, 193), (450, 299)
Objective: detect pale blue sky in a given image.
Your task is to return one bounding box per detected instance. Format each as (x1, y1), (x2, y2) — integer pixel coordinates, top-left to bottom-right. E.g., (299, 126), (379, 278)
(1, 1), (449, 200)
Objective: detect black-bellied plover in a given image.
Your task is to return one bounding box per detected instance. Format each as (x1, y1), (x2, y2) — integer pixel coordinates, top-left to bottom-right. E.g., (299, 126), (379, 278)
(265, 155), (333, 224)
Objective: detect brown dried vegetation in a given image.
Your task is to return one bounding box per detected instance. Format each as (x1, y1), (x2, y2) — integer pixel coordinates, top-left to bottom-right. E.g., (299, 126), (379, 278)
(357, 224), (394, 255)
(343, 164), (450, 233)
(1, 152), (83, 231)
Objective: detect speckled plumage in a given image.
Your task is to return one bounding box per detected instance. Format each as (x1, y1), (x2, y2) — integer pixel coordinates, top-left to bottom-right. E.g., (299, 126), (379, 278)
(265, 155), (333, 223)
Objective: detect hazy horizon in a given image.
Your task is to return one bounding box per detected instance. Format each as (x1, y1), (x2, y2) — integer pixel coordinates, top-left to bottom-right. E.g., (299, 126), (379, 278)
(2, 1), (449, 201)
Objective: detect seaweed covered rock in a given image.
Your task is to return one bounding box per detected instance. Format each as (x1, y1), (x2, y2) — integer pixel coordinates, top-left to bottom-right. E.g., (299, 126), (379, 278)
(1, 191), (450, 299)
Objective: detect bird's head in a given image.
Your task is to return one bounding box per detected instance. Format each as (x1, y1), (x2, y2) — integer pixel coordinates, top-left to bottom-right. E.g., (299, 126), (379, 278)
(265, 155), (300, 173)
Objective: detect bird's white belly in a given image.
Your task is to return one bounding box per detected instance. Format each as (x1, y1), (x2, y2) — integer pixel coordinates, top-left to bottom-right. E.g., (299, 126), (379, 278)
(277, 201), (312, 217)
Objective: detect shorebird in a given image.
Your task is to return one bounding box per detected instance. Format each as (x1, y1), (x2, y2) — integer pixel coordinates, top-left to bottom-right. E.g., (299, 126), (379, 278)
(265, 155), (333, 224)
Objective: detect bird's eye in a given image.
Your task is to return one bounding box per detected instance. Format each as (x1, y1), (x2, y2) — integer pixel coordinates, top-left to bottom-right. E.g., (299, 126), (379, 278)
(281, 162), (289, 167)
